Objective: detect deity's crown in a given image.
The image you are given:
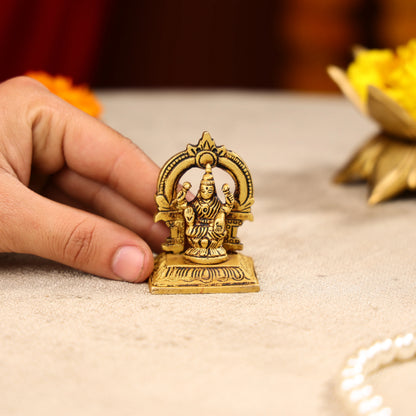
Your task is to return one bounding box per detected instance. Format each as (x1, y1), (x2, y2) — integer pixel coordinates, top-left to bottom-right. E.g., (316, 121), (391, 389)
(201, 163), (215, 185)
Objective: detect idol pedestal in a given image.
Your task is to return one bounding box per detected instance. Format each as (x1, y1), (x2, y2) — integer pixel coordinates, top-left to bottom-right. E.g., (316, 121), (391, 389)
(149, 253), (259, 294)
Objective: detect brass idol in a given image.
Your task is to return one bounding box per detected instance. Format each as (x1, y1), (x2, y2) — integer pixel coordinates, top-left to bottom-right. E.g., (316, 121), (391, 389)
(149, 131), (259, 294)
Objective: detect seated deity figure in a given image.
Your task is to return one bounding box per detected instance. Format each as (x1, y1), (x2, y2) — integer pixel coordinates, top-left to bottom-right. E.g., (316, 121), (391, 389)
(177, 164), (235, 264)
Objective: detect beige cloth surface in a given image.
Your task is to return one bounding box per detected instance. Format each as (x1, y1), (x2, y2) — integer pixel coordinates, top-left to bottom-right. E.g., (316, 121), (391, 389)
(1, 91), (416, 416)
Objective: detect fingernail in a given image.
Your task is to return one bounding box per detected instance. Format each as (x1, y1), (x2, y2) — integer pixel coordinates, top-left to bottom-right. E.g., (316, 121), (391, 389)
(112, 246), (145, 282)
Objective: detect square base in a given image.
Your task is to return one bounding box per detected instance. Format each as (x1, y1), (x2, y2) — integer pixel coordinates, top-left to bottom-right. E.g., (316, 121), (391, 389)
(149, 253), (259, 294)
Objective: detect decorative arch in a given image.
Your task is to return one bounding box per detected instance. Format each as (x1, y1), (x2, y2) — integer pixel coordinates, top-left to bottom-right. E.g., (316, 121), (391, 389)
(155, 132), (254, 254)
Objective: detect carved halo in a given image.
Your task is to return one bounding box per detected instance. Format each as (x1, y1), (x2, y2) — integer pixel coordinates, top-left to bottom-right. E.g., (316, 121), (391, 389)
(155, 131), (254, 216)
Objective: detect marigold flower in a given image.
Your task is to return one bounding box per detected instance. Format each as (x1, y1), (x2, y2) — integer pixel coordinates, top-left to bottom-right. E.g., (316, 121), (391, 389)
(25, 71), (102, 118)
(347, 39), (416, 120)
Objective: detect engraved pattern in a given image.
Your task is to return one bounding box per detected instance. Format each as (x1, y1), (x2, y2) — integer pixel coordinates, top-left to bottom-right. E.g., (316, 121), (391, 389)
(150, 253), (257, 290)
(222, 150), (254, 210)
(165, 265), (247, 283)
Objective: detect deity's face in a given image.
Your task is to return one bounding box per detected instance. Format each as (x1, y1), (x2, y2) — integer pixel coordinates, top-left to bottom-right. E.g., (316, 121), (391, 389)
(200, 183), (215, 200)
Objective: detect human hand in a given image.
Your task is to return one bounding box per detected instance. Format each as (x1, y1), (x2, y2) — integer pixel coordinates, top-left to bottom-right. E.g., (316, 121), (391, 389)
(0, 76), (167, 282)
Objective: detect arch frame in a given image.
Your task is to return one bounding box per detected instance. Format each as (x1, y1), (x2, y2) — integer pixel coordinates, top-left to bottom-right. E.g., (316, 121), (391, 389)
(155, 131), (254, 254)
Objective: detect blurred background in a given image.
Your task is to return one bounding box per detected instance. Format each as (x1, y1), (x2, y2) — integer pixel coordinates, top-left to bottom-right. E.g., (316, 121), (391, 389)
(1, 0), (415, 92)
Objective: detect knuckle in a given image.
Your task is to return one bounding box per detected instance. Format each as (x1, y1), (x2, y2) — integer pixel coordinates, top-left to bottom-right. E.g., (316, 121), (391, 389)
(3, 75), (41, 89)
(0, 76), (62, 143)
(88, 183), (107, 209)
(106, 139), (137, 189)
(0, 76), (48, 100)
(62, 220), (97, 266)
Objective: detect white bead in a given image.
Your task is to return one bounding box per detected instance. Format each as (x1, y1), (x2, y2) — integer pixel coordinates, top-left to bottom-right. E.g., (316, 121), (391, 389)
(394, 335), (405, 348)
(364, 355), (380, 374)
(363, 342), (384, 373)
(357, 395), (383, 414)
(395, 333), (416, 360)
(342, 363), (364, 378)
(341, 374), (365, 393)
(348, 356), (367, 368)
(358, 348), (371, 362)
(368, 342), (382, 359)
(348, 384), (374, 404)
(351, 348), (373, 375)
(377, 338), (395, 366)
(368, 407), (392, 416)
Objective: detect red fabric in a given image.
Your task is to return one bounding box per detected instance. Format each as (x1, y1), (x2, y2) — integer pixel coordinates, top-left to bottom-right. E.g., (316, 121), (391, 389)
(0, 0), (112, 84)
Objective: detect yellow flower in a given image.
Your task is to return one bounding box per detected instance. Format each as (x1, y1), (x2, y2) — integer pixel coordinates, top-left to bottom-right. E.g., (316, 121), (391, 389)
(347, 39), (416, 120)
(347, 49), (396, 100)
(25, 71), (102, 118)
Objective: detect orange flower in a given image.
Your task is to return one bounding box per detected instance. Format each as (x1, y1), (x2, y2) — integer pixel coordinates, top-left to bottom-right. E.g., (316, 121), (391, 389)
(25, 71), (102, 118)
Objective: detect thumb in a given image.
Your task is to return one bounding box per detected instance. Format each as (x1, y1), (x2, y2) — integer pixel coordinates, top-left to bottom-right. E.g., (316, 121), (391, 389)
(0, 175), (153, 282)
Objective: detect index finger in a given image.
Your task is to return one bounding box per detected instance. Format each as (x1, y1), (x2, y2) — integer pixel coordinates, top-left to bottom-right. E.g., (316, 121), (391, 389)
(24, 78), (159, 214)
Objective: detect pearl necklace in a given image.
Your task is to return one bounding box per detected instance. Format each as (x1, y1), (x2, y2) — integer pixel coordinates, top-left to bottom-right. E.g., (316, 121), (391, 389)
(338, 332), (416, 415)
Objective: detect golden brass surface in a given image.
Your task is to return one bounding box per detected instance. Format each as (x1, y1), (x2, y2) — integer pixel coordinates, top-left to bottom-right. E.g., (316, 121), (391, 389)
(149, 253), (258, 294)
(334, 134), (416, 205)
(150, 131), (258, 294)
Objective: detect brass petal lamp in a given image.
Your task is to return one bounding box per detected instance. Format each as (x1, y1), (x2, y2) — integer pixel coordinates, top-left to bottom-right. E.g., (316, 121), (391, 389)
(328, 41), (416, 204)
